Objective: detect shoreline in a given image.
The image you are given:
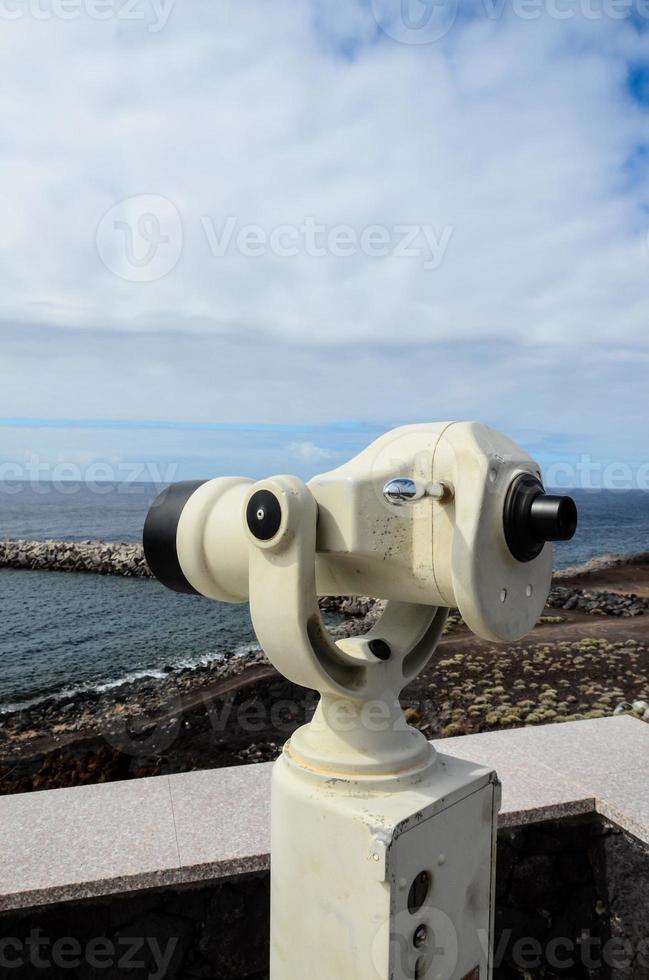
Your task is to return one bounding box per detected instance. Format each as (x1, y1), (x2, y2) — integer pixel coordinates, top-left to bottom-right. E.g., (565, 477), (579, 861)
(1, 549), (648, 796)
(554, 550), (649, 579)
(2, 564), (648, 720)
(1, 549), (648, 720)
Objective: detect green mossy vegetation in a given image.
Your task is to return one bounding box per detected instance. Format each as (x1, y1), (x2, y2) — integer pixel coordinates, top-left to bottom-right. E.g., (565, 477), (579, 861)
(424, 638), (649, 739)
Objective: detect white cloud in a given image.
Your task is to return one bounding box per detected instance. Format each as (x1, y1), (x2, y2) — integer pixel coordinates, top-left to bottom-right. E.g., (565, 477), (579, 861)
(288, 441), (341, 462)
(0, 1), (647, 465)
(0, 2), (646, 345)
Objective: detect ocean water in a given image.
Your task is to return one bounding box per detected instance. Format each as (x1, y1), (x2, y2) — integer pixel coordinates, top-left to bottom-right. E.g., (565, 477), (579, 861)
(0, 483), (648, 712)
(0, 568), (257, 712)
(0, 481), (158, 543)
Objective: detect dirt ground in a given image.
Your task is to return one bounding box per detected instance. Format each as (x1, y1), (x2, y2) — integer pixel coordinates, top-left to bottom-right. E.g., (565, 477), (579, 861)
(558, 563), (649, 598)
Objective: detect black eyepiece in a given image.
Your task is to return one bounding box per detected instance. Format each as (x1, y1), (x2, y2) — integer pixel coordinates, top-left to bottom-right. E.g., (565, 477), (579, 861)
(143, 480), (206, 594)
(503, 473), (578, 563)
(529, 493), (578, 543)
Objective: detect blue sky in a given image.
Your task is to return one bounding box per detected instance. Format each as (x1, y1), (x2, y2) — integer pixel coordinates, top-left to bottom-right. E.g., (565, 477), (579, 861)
(0, 0), (648, 486)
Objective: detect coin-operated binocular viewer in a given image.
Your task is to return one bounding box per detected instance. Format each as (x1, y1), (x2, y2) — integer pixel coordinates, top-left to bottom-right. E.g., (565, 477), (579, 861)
(144, 422), (577, 980)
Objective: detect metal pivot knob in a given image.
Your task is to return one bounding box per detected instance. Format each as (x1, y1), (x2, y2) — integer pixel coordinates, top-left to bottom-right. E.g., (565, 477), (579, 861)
(383, 478), (454, 506)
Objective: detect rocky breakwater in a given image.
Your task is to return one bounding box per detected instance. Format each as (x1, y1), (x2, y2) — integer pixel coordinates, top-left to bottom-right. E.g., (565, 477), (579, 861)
(547, 585), (649, 617)
(0, 539), (152, 578)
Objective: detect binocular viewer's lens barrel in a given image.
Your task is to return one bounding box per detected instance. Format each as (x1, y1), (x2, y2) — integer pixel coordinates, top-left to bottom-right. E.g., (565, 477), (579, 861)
(503, 474), (577, 563)
(143, 469), (579, 597)
(139, 423), (579, 645)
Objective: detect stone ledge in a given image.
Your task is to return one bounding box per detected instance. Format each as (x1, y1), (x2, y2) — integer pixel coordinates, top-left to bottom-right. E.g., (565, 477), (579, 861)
(0, 716), (647, 913)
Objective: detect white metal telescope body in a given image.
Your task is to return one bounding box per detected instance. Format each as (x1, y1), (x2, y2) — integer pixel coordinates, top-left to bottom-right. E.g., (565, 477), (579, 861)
(143, 422), (577, 980)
